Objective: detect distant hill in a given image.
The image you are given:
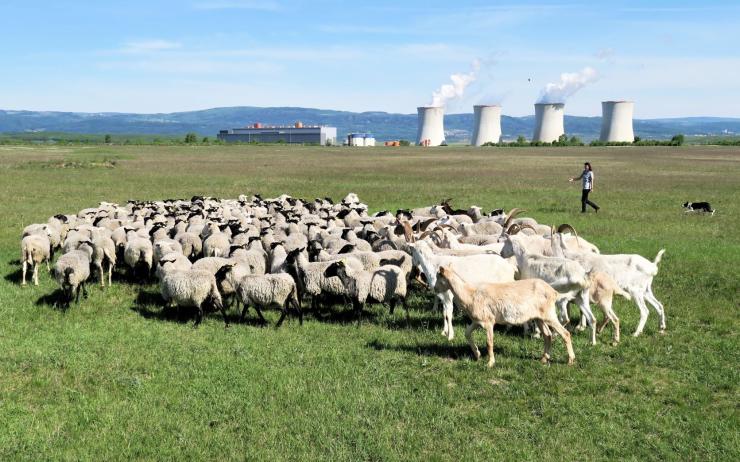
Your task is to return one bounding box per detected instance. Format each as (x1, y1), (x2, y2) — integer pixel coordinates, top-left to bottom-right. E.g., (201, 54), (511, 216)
(2, 107), (739, 143)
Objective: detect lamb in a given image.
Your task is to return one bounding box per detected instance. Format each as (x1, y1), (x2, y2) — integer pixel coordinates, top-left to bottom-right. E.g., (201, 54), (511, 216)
(215, 265), (302, 327)
(324, 260), (407, 321)
(410, 240), (516, 341)
(434, 266), (575, 367)
(53, 241), (94, 307)
(21, 234), (52, 286)
(92, 236), (117, 287)
(159, 268), (228, 327)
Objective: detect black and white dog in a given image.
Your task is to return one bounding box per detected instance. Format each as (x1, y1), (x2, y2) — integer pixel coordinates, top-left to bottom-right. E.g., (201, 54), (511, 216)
(683, 201), (715, 215)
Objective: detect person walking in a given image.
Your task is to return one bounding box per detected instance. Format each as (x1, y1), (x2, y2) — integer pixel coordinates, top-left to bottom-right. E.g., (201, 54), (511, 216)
(569, 162), (600, 213)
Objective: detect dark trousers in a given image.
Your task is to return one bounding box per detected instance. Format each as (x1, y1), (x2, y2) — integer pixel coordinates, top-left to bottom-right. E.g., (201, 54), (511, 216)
(581, 189), (599, 212)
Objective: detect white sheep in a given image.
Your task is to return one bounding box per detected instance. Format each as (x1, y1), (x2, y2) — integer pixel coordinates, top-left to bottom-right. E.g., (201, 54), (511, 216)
(92, 236), (117, 287)
(21, 234), (52, 286)
(324, 260), (407, 321)
(124, 237), (154, 281)
(159, 269), (228, 327)
(435, 265), (575, 367)
(53, 242), (94, 307)
(216, 265), (301, 327)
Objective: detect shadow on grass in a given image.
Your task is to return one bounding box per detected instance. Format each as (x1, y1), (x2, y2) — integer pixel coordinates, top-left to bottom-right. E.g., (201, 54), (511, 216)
(35, 288), (68, 311)
(5, 267), (23, 284)
(367, 338), (473, 360)
(131, 290), (248, 326)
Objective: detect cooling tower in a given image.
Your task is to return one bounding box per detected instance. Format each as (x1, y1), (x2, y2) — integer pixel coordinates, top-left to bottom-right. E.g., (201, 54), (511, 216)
(600, 101), (635, 142)
(471, 105), (502, 146)
(416, 106), (445, 146)
(532, 103), (565, 143)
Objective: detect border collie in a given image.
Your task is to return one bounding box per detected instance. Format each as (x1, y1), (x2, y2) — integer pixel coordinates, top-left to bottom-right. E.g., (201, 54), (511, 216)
(683, 201), (715, 215)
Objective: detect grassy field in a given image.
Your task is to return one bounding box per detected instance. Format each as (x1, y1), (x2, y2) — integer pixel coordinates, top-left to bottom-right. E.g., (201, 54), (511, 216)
(0, 144), (738, 461)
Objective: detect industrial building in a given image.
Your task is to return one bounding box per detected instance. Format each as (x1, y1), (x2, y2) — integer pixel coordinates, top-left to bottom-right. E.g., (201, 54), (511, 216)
(471, 105), (502, 146)
(217, 122), (337, 145)
(347, 133), (376, 147)
(600, 101), (635, 142)
(532, 103), (565, 143)
(416, 106), (445, 146)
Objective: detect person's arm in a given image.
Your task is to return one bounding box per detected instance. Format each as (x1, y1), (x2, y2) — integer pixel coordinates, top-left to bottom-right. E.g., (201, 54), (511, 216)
(569, 171), (584, 182)
(591, 172), (594, 190)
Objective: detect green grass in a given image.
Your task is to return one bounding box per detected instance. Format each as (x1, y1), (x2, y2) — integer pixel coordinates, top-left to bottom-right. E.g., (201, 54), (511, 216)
(0, 144), (738, 461)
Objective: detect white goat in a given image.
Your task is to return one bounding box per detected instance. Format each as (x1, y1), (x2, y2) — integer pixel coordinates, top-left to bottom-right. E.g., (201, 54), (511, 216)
(410, 240), (516, 341)
(554, 232), (666, 336)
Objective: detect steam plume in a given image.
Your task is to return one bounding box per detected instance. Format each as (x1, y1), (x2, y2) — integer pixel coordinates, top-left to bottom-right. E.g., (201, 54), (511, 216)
(429, 59), (480, 107)
(537, 66), (598, 104)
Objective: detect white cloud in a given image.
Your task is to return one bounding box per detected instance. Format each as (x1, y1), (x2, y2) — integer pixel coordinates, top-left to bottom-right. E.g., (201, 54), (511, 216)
(120, 40), (182, 54)
(193, 0), (280, 11)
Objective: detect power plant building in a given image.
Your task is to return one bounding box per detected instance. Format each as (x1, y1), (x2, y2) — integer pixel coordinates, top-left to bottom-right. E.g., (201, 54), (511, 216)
(471, 105), (502, 146)
(347, 133), (376, 147)
(416, 106), (445, 146)
(600, 101), (635, 142)
(217, 122), (337, 145)
(532, 103), (565, 143)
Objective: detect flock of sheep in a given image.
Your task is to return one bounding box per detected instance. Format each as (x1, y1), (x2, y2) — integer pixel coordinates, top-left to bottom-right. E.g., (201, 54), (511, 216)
(19, 193), (667, 367)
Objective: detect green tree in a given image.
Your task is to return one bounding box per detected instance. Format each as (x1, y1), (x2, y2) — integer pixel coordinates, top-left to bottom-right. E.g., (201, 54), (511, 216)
(202, 137), (209, 144)
(670, 134), (685, 146)
(104, 134), (112, 144)
(516, 135), (527, 145)
(184, 132), (198, 143)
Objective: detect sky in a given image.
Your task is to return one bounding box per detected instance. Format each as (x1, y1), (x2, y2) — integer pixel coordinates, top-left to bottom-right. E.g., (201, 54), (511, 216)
(0, 0), (738, 117)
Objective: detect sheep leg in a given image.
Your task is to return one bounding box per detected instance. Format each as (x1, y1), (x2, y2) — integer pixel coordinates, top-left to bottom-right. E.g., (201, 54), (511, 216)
(389, 299), (396, 315)
(22, 259), (27, 285)
(276, 302), (289, 328)
(254, 306), (268, 326)
(108, 263), (113, 287)
(485, 323), (495, 367)
(33, 263), (40, 286)
(536, 319), (552, 363)
(354, 300), (364, 326)
(644, 286), (666, 333)
(99, 264), (105, 287)
(75, 285), (81, 304)
(194, 306), (203, 327)
(465, 322), (481, 361)
(544, 318), (575, 365)
(631, 293), (650, 337)
(240, 305), (250, 322)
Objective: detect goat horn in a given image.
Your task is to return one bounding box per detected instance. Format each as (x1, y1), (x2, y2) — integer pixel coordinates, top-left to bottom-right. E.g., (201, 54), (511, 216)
(502, 208), (526, 230)
(508, 223), (537, 235)
(557, 223), (580, 248)
(506, 224), (521, 235)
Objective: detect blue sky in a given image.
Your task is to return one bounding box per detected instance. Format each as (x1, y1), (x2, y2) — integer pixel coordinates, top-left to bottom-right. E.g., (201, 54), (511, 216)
(1, 0), (738, 117)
